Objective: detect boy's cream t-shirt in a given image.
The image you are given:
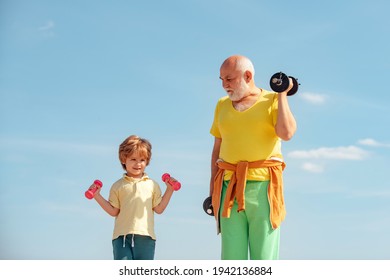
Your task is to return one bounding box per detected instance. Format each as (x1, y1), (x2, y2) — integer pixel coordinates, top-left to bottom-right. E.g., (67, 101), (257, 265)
(109, 174), (162, 240)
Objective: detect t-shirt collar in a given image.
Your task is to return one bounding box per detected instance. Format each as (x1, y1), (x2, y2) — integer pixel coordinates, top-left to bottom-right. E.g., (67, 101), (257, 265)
(123, 173), (149, 183)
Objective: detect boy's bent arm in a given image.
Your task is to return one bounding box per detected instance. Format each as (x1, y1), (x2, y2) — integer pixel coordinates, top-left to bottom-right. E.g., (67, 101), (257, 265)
(153, 184), (174, 214)
(94, 193), (120, 217)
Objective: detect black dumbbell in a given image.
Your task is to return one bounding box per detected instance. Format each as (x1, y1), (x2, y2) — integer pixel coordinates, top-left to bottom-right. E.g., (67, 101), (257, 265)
(203, 196), (214, 216)
(269, 72), (299, 96)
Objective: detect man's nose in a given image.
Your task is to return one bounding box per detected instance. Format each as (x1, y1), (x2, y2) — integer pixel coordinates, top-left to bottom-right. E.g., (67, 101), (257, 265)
(222, 80), (229, 89)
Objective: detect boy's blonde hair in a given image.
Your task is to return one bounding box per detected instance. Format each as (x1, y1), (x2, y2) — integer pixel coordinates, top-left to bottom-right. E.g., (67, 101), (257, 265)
(118, 135), (152, 170)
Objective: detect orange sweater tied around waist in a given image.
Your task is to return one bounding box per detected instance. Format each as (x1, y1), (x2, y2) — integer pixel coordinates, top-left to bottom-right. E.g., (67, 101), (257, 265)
(212, 158), (286, 230)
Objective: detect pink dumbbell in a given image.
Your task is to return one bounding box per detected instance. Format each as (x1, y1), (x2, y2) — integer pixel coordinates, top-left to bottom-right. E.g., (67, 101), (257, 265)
(161, 173), (181, 191)
(85, 180), (103, 199)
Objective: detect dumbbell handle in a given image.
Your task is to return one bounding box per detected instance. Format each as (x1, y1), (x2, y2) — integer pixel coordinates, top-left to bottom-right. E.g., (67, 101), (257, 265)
(85, 180), (103, 199)
(161, 173), (181, 191)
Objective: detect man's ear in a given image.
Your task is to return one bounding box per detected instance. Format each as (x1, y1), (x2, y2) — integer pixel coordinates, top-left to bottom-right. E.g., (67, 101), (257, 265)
(244, 70), (252, 83)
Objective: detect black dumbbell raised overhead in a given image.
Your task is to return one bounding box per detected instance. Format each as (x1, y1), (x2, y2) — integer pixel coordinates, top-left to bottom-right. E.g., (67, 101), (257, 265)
(270, 72), (299, 96)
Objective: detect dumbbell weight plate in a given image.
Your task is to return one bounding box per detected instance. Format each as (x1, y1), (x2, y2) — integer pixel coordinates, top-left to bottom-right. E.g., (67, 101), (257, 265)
(270, 72), (289, 93)
(287, 76), (299, 96)
(203, 196), (214, 216)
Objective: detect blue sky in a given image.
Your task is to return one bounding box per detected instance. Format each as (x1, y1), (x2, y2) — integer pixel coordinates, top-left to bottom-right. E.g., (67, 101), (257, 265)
(0, 0), (389, 260)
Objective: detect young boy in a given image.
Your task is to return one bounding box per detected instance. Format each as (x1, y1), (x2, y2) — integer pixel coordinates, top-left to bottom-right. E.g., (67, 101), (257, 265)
(89, 135), (176, 260)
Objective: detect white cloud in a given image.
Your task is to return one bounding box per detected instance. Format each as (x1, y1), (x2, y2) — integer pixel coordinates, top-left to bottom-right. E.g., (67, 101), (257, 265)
(39, 20), (55, 31)
(38, 20), (55, 37)
(302, 162), (324, 173)
(358, 138), (390, 148)
(299, 92), (327, 105)
(288, 145), (369, 160)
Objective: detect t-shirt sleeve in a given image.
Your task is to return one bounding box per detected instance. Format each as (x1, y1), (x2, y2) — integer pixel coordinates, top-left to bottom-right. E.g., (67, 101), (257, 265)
(152, 181), (163, 208)
(210, 100), (221, 138)
(108, 184), (120, 209)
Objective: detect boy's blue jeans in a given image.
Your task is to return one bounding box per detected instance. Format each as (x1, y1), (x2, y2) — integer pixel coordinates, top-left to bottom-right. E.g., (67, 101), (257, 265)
(112, 234), (156, 260)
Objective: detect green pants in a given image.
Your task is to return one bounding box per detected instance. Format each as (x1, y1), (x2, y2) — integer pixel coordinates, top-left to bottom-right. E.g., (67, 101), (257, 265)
(220, 180), (280, 260)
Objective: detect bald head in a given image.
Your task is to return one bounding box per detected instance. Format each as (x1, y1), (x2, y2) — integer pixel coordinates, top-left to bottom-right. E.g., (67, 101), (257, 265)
(221, 55), (255, 77)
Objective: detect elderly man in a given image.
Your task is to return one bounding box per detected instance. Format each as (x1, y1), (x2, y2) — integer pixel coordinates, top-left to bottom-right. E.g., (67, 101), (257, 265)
(209, 55), (297, 260)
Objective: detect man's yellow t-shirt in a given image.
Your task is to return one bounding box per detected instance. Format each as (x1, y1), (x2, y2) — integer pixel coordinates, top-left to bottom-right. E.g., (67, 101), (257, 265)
(109, 174), (162, 240)
(210, 90), (282, 181)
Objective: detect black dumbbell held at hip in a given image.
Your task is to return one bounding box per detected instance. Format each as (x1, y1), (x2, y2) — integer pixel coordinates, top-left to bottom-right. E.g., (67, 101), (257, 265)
(270, 72), (299, 96)
(203, 196), (214, 216)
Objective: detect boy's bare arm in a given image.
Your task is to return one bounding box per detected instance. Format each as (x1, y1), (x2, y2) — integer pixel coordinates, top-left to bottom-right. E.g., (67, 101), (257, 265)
(91, 186), (120, 217)
(95, 196), (120, 217)
(153, 184), (174, 214)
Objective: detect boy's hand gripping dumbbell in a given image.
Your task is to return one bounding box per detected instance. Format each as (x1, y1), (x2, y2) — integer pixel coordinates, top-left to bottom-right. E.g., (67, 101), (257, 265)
(85, 180), (103, 199)
(161, 173), (181, 191)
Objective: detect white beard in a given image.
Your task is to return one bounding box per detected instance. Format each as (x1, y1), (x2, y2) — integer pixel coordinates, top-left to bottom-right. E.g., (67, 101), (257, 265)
(226, 79), (250, 102)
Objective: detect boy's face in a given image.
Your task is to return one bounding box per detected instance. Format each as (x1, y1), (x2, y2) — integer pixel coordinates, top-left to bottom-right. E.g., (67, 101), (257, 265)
(122, 153), (147, 178)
